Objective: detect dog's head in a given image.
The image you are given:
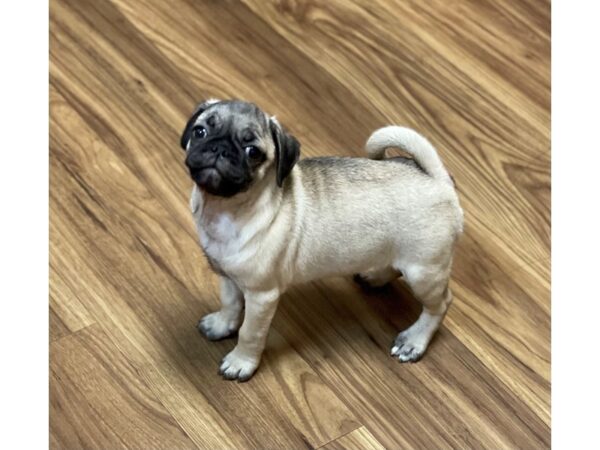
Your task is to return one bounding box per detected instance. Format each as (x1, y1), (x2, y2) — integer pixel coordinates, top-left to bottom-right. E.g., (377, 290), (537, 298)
(180, 99), (300, 197)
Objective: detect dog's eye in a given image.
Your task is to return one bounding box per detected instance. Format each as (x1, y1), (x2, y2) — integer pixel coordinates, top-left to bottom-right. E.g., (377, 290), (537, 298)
(192, 126), (207, 139)
(245, 146), (262, 159)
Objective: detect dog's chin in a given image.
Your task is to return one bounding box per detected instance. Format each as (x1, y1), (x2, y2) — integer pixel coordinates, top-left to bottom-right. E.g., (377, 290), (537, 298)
(192, 167), (247, 198)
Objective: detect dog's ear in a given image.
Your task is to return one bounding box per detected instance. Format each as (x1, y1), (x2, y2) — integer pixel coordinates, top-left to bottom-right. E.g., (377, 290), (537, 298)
(269, 117), (300, 187)
(180, 99), (220, 150)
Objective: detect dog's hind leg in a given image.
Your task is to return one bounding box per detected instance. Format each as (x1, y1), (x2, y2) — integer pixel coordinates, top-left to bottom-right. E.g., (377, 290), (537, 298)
(390, 262), (452, 362)
(354, 266), (401, 288)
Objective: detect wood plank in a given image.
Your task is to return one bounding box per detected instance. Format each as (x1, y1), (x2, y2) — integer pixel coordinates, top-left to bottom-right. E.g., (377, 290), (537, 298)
(321, 427), (385, 450)
(49, 304), (71, 342)
(49, 137), (96, 338)
(49, 266), (95, 337)
(50, 324), (195, 449)
(448, 238), (550, 424)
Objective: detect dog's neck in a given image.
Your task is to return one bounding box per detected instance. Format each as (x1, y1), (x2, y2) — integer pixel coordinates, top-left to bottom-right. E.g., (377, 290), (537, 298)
(194, 178), (284, 244)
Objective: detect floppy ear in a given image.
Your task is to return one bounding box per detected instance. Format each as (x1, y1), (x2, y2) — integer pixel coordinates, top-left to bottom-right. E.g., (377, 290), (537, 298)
(269, 117), (300, 187)
(180, 99), (220, 150)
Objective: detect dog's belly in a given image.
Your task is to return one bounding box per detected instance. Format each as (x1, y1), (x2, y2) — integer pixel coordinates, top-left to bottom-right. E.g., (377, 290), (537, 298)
(292, 238), (396, 283)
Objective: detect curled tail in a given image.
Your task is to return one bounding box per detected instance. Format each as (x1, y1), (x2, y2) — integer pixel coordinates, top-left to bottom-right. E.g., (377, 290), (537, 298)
(366, 126), (453, 186)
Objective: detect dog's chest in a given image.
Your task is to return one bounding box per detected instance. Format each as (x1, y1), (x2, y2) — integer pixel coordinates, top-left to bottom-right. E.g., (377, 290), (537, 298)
(190, 186), (240, 254)
(193, 206), (247, 277)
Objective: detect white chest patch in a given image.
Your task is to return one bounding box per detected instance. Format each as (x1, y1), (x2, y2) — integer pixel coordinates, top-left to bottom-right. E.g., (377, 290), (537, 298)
(199, 212), (239, 248)
(191, 188), (248, 274)
(189, 185), (278, 285)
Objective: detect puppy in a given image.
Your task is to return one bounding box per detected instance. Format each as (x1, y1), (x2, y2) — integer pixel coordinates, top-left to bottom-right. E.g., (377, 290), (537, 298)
(181, 99), (463, 381)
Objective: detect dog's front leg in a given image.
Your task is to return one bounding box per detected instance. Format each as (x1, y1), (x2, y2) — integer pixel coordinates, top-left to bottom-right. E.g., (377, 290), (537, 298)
(197, 277), (244, 340)
(219, 288), (280, 381)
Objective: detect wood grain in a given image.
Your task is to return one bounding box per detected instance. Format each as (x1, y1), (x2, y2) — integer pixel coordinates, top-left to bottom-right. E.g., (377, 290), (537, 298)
(321, 427), (385, 450)
(49, 304), (71, 342)
(50, 324), (196, 449)
(50, 0), (550, 448)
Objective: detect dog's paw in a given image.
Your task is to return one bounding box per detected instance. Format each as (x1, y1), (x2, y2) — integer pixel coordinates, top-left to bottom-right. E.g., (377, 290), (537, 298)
(197, 312), (240, 341)
(391, 330), (427, 363)
(219, 347), (259, 382)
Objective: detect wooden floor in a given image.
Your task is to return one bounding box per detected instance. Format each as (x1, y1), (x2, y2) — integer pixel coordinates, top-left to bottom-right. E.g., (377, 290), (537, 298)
(49, 0), (550, 448)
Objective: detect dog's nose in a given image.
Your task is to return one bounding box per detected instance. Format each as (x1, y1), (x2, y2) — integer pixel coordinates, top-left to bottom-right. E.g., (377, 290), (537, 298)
(210, 142), (236, 161)
(220, 147), (234, 159)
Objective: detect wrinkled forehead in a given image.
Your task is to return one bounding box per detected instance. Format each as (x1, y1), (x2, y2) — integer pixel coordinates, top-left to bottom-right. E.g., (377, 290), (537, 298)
(198, 101), (270, 137)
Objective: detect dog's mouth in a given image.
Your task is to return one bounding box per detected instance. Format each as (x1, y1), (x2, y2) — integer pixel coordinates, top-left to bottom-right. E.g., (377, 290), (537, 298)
(190, 166), (249, 197)
(190, 166), (221, 191)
